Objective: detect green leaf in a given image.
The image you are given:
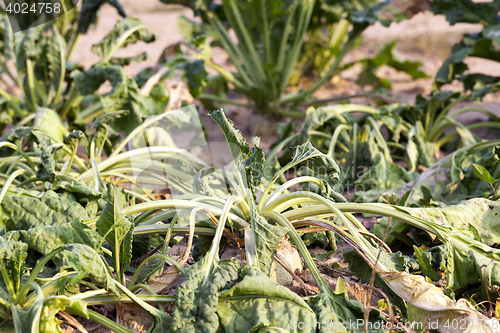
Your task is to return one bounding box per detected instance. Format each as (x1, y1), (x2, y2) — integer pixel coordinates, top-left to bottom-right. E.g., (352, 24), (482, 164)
(472, 163), (497, 184)
(286, 141), (341, 180)
(109, 52), (148, 66)
(63, 130), (86, 147)
(72, 66), (154, 133)
(357, 142), (500, 205)
(0, 190), (89, 233)
(79, 0), (127, 33)
(95, 184), (133, 283)
(413, 245), (441, 282)
(34, 107), (68, 142)
(11, 284), (44, 333)
(40, 296), (88, 333)
(431, 0), (500, 26)
(63, 244), (119, 296)
(357, 41), (427, 88)
(92, 17), (156, 64)
(170, 258), (240, 332)
(348, 0), (392, 34)
(378, 198), (500, 247)
(217, 266), (317, 333)
(251, 205), (288, 275)
(208, 109), (266, 195)
(0, 238), (28, 296)
(208, 108), (252, 166)
(3, 220), (99, 268)
(184, 60), (208, 98)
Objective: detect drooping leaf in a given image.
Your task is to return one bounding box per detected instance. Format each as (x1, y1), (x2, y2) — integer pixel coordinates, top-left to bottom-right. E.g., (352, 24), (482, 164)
(95, 184), (133, 282)
(63, 244), (119, 296)
(63, 130), (86, 147)
(286, 141), (341, 180)
(40, 296), (89, 333)
(72, 66), (154, 133)
(109, 52), (148, 66)
(92, 17), (156, 64)
(375, 198), (500, 247)
(217, 266), (317, 333)
(356, 142), (500, 204)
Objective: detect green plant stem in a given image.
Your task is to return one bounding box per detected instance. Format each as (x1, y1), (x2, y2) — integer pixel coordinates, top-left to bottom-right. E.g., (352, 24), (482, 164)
(279, 30), (361, 106)
(84, 294), (175, 305)
(59, 88), (78, 120)
(66, 32), (81, 60)
(25, 59), (37, 112)
(199, 93), (255, 109)
(0, 87), (11, 101)
(261, 211), (330, 293)
(129, 254), (186, 287)
(16, 247), (64, 304)
(0, 142), (37, 171)
(0, 169), (25, 205)
(69, 309), (135, 333)
(0, 266), (16, 303)
(132, 225), (216, 237)
(79, 101), (104, 122)
(435, 121), (500, 151)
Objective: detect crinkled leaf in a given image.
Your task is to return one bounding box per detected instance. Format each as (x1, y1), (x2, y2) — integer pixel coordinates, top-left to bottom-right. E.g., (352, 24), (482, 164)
(217, 266), (317, 333)
(286, 141), (340, 180)
(376, 198), (500, 247)
(92, 17), (156, 64)
(251, 205), (288, 275)
(63, 130), (86, 147)
(0, 126), (32, 145)
(72, 66), (154, 133)
(51, 175), (103, 202)
(356, 142), (500, 204)
(109, 52), (148, 66)
(2, 220), (100, 269)
(0, 190), (89, 233)
(244, 137), (265, 189)
(170, 258), (240, 332)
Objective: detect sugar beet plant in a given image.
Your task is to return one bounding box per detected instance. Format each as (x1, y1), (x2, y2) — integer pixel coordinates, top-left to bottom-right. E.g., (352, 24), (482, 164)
(159, 0), (393, 117)
(0, 107), (498, 332)
(0, 0), (178, 135)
